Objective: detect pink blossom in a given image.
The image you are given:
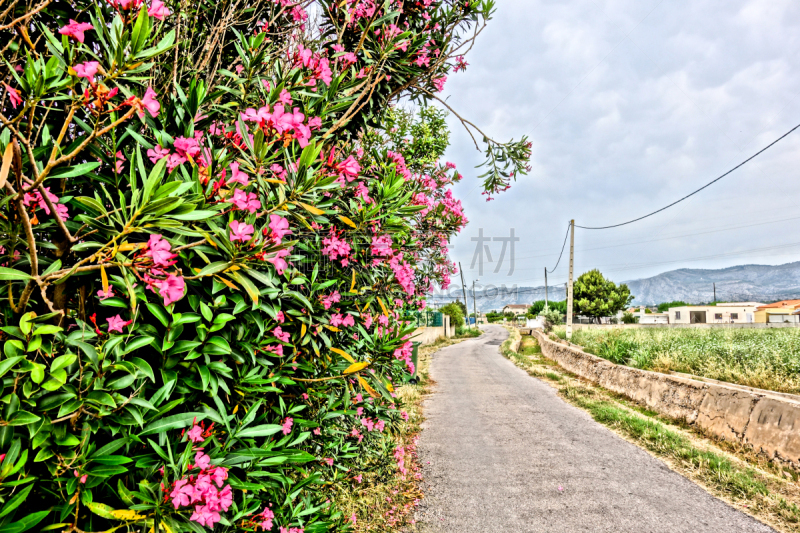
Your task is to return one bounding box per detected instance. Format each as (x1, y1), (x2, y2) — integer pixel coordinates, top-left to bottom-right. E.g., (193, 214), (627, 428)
(354, 474), (363, 483)
(3, 84), (21, 109)
(330, 313), (344, 327)
(173, 136), (200, 159)
(323, 457), (334, 466)
(59, 20), (94, 43)
(209, 467), (228, 488)
(229, 220), (254, 243)
(273, 326), (290, 342)
(148, 0), (170, 19)
(258, 508), (275, 530)
(433, 76), (447, 92)
(140, 87), (160, 118)
(73, 470), (87, 483)
(187, 425), (204, 443)
(281, 417), (293, 435)
(147, 145), (170, 163)
(97, 287), (114, 300)
(145, 234), (177, 268)
(401, 411), (409, 421)
(321, 291), (341, 310)
(276, 311), (285, 323)
(73, 61), (100, 82)
(268, 215), (292, 243)
(278, 89), (293, 105)
(228, 189), (261, 213)
(155, 273), (185, 306)
(170, 479), (194, 509)
(337, 156), (361, 181)
(228, 162), (249, 186)
(106, 314), (130, 333)
(195, 451), (211, 470)
(114, 151), (125, 174)
(266, 249), (290, 274)
(190, 505), (221, 527)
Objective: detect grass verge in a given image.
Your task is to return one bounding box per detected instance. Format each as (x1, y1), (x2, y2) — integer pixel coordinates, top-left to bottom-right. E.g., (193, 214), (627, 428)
(502, 331), (800, 533)
(334, 334), (480, 532)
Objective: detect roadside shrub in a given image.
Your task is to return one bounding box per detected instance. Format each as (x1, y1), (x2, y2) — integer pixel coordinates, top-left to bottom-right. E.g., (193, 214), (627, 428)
(539, 309), (563, 333)
(621, 312), (638, 324)
(0, 0), (531, 532)
(439, 302), (464, 328)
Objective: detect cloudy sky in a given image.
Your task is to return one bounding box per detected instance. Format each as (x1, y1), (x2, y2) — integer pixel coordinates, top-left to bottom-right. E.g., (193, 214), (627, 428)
(440, 0), (800, 299)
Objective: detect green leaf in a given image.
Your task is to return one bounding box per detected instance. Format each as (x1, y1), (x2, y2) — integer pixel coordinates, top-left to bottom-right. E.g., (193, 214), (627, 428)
(32, 324), (62, 336)
(0, 268), (31, 281)
(236, 424), (283, 438)
(0, 509), (50, 533)
(139, 412), (207, 436)
(146, 302), (169, 327)
(121, 336), (154, 355)
(0, 356), (23, 379)
(130, 357), (155, 382)
(50, 352), (76, 373)
(50, 162), (101, 179)
(195, 261), (230, 278)
(7, 411), (40, 426)
(135, 28), (175, 59)
(0, 483), (33, 518)
(86, 391), (116, 408)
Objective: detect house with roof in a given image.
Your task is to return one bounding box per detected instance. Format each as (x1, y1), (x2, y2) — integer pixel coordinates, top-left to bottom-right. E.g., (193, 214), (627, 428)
(502, 304), (529, 316)
(667, 303), (764, 324)
(754, 300), (800, 323)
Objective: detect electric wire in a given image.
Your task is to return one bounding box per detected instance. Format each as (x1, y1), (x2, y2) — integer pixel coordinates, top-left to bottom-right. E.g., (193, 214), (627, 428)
(547, 223), (571, 273)
(575, 121), (800, 230)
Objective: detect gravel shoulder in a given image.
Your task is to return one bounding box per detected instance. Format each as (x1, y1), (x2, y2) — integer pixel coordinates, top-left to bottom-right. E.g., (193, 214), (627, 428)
(414, 324), (776, 533)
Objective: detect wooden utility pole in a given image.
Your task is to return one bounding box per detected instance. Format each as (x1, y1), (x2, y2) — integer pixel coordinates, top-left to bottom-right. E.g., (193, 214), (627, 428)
(459, 262), (470, 328)
(566, 220), (575, 340)
(544, 268), (549, 311)
(713, 283), (716, 303)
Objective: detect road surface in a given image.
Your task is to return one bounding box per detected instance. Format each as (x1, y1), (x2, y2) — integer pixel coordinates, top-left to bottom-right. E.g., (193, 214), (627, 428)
(415, 325), (774, 533)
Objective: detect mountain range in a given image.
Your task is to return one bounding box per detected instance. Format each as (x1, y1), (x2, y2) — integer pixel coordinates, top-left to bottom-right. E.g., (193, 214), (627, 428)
(430, 262), (800, 312)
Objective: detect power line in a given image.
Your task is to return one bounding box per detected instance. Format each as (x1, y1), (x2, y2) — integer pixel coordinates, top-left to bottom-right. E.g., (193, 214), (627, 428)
(547, 223), (571, 273)
(576, 121), (800, 230)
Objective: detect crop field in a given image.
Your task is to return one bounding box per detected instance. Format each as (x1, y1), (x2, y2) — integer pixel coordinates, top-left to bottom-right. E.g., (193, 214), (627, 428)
(554, 326), (800, 394)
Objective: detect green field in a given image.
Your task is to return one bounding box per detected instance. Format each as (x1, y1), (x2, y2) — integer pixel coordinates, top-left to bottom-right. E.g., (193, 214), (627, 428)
(554, 326), (800, 394)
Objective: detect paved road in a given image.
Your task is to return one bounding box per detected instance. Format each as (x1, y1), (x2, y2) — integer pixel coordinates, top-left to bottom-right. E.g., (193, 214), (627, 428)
(415, 325), (775, 533)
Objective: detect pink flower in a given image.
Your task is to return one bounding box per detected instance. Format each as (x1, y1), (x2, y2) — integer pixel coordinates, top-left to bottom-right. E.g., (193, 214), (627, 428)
(330, 313), (343, 327)
(266, 249), (290, 274)
(209, 466), (228, 488)
(276, 311), (285, 323)
(195, 451), (211, 470)
(173, 136), (200, 158)
(278, 89), (293, 105)
(73, 61), (100, 82)
(341, 314), (355, 327)
(281, 417), (293, 435)
(354, 474), (362, 483)
(433, 76), (447, 92)
(73, 470), (88, 483)
(145, 234), (177, 268)
(337, 156), (361, 181)
(155, 273), (185, 306)
(258, 508), (275, 530)
(229, 220), (254, 243)
(140, 87), (160, 118)
(148, 0), (170, 19)
(59, 20), (94, 43)
(321, 291), (341, 310)
(228, 189), (261, 213)
(147, 145), (170, 163)
(190, 505), (221, 527)
(268, 215), (292, 244)
(401, 411), (409, 421)
(187, 425), (204, 443)
(228, 162), (249, 186)
(3, 84), (21, 109)
(302, 393), (309, 400)
(170, 479), (194, 509)
(273, 327), (290, 342)
(106, 314), (131, 333)
(97, 287), (114, 300)
(313, 428), (321, 435)
(323, 457), (333, 466)
(114, 151), (125, 174)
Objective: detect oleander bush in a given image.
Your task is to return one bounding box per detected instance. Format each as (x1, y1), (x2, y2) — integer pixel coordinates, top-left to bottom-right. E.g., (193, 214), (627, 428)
(0, 0), (531, 531)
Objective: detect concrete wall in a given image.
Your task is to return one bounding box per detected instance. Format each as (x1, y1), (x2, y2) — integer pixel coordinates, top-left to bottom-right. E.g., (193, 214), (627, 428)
(565, 322), (800, 331)
(669, 305), (758, 324)
(412, 316), (452, 345)
(531, 329), (800, 470)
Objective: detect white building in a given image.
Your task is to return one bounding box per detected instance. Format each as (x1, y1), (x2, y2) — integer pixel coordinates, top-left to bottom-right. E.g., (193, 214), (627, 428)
(667, 304), (764, 324)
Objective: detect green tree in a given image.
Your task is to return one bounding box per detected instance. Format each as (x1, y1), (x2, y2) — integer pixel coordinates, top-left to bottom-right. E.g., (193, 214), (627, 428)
(574, 270), (634, 322)
(440, 302), (465, 327)
(657, 301), (689, 312)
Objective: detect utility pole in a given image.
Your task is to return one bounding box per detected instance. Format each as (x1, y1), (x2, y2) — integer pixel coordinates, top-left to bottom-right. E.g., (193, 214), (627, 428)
(459, 262), (470, 329)
(544, 268), (549, 311)
(472, 279), (479, 329)
(713, 283), (716, 303)
(566, 219), (575, 340)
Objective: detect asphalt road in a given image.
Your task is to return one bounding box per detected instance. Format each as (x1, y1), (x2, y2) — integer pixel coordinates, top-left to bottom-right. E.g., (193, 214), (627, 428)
(414, 325), (775, 533)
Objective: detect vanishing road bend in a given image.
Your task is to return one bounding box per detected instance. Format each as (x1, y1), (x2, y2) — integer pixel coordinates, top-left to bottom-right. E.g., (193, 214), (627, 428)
(415, 324), (775, 533)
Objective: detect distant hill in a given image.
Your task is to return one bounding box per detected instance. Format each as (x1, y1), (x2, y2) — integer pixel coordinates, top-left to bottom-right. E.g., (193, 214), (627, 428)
(429, 262), (800, 312)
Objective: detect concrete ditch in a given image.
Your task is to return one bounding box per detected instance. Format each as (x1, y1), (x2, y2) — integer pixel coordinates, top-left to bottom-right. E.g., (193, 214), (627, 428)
(528, 329), (800, 471)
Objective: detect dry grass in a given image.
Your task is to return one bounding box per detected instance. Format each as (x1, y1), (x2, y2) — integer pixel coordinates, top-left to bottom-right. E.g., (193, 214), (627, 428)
(504, 330), (800, 533)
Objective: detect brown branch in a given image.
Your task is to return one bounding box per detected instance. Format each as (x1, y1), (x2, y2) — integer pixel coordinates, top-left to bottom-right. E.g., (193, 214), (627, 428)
(0, 0), (52, 30)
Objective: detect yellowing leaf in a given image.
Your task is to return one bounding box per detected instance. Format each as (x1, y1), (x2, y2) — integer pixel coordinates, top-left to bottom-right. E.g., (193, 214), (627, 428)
(377, 297), (389, 317)
(349, 270), (357, 293)
(101, 265), (109, 295)
(362, 300), (371, 313)
(118, 242), (145, 252)
(358, 376), (379, 398)
(215, 275), (239, 290)
(0, 142), (13, 189)
(325, 325), (340, 332)
(233, 404), (239, 414)
(339, 215), (356, 228)
(344, 362), (369, 374)
(301, 323), (307, 338)
(385, 380), (394, 392)
(87, 502), (118, 520)
(264, 178), (286, 184)
(330, 347), (355, 363)
(110, 509), (146, 520)
(297, 202), (325, 215)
